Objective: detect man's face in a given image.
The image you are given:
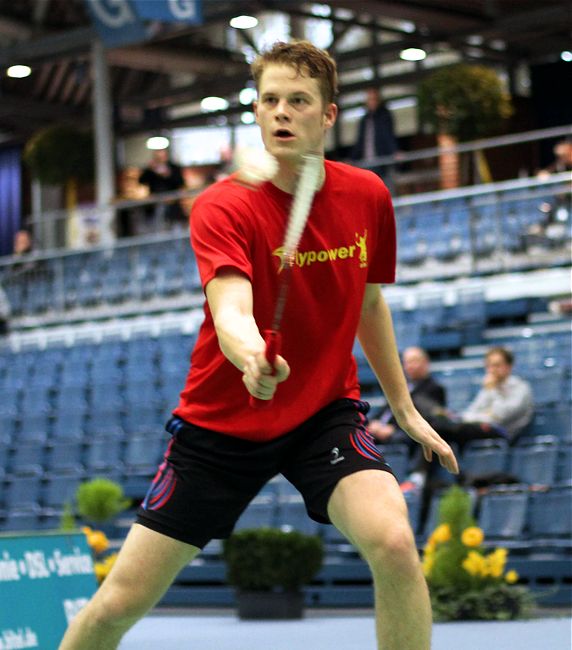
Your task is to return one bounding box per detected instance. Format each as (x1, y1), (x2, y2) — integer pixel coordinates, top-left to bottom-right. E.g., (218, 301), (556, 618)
(254, 64), (337, 163)
(403, 348), (429, 382)
(485, 353), (512, 382)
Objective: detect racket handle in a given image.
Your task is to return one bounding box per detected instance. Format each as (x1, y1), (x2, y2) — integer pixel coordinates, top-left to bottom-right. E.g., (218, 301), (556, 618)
(249, 329), (281, 409)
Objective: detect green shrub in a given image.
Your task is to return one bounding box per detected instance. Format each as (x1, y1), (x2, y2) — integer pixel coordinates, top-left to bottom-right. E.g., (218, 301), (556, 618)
(224, 528), (324, 592)
(23, 123), (94, 185)
(75, 478), (130, 524)
(418, 64), (513, 141)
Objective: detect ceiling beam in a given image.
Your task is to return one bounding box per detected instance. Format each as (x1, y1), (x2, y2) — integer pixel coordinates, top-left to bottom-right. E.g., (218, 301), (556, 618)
(106, 44), (248, 76)
(0, 26), (94, 66)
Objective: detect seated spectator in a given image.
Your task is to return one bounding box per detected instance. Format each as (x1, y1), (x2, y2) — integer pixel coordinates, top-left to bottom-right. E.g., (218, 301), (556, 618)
(0, 283), (10, 336)
(430, 346), (534, 445)
(13, 229), (33, 256)
(369, 346), (446, 444)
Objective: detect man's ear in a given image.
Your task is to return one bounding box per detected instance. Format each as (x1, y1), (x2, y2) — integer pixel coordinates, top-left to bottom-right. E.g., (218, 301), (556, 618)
(323, 103), (338, 130)
(253, 101), (260, 125)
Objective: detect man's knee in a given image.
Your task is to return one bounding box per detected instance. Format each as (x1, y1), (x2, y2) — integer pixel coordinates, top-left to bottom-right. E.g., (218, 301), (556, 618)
(86, 582), (151, 631)
(360, 522), (420, 577)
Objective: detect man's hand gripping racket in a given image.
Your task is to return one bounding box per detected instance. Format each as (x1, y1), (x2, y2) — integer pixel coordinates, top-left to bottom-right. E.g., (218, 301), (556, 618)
(250, 152), (323, 408)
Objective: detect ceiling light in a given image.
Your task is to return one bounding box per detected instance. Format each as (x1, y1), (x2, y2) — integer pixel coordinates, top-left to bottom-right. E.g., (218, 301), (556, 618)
(241, 112), (255, 125)
(561, 50), (572, 62)
(146, 136), (170, 150)
(7, 64), (31, 78)
(399, 48), (426, 62)
(201, 96), (229, 112)
(230, 15), (258, 29)
(239, 87), (257, 105)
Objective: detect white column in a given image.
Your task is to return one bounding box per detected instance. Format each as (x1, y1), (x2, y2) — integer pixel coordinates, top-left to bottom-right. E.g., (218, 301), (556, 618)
(91, 38), (116, 242)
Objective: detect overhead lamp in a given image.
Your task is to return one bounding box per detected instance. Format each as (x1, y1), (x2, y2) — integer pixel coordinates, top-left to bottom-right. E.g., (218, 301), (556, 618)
(561, 50), (572, 62)
(146, 136), (170, 150)
(399, 48), (426, 62)
(7, 64), (31, 78)
(230, 15), (258, 29)
(241, 112), (256, 125)
(201, 96), (229, 112)
(239, 87), (257, 105)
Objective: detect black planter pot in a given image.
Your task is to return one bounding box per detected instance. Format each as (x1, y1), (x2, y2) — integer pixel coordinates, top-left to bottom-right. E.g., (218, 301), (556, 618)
(236, 590), (305, 620)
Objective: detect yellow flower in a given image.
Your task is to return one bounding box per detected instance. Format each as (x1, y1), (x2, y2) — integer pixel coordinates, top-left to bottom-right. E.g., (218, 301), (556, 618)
(461, 527), (484, 548)
(486, 548), (508, 578)
(431, 524), (452, 545)
(424, 539), (436, 555)
(422, 554), (435, 577)
(81, 526), (93, 536)
(93, 553), (118, 584)
(462, 550), (487, 577)
(87, 530), (109, 554)
(505, 570), (519, 584)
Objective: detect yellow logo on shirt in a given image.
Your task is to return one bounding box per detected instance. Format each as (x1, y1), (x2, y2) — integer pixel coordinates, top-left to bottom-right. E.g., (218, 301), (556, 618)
(273, 230), (368, 272)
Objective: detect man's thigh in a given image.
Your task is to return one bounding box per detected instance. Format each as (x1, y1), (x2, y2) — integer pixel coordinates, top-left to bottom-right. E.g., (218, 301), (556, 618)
(93, 524), (200, 615)
(327, 470), (412, 549)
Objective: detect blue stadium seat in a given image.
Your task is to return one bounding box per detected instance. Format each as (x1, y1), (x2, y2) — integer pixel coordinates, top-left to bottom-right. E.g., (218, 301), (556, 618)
(1, 507), (42, 532)
(509, 436), (559, 485)
(17, 413), (50, 443)
(43, 472), (84, 511)
(124, 435), (165, 473)
(556, 443), (572, 483)
(51, 409), (86, 440)
(403, 489), (422, 537)
(276, 494), (319, 535)
(526, 406), (571, 442)
(84, 437), (123, 472)
(377, 443), (410, 483)
(46, 440), (84, 473)
(528, 486), (572, 545)
(10, 444), (44, 476)
(478, 487), (529, 542)
(234, 493), (276, 531)
(4, 475), (42, 510)
(462, 439), (509, 477)
(85, 410), (124, 437)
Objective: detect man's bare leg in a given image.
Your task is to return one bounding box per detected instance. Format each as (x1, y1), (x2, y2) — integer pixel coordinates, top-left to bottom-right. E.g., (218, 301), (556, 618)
(328, 470), (432, 650)
(59, 524), (200, 650)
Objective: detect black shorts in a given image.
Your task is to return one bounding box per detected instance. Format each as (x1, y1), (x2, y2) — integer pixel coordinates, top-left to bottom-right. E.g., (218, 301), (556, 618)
(136, 398), (395, 548)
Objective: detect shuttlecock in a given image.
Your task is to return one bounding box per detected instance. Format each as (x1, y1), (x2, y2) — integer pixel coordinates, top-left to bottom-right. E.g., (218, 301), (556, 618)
(234, 147), (278, 185)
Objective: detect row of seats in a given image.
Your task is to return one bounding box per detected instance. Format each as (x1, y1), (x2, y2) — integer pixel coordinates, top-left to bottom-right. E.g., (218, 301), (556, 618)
(2, 181), (569, 317)
(379, 437), (571, 487)
(184, 479), (572, 556)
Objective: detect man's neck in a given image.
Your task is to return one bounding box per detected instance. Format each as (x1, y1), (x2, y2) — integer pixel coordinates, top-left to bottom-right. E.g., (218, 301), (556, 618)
(271, 159), (326, 195)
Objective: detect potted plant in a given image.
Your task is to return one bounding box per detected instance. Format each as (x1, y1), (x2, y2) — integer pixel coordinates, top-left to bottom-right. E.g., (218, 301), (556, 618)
(23, 123), (95, 245)
(223, 527), (324, 620)
(60, 478), (131, 584)
(417, 64), (513, 187)
(423, 486), (533, 621)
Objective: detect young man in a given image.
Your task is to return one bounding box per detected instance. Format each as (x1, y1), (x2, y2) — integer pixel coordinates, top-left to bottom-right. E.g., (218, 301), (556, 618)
(59, 41), (458, 650)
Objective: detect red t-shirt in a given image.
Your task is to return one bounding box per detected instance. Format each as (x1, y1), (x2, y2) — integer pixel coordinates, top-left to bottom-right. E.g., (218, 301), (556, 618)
(173, 160), (396, 441)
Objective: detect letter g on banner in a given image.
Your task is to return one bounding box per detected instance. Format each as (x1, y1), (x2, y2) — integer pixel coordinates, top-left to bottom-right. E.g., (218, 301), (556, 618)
(85, 0), (148, 47)
(168, 0), (201, 21)
(90, 0), (136, 28)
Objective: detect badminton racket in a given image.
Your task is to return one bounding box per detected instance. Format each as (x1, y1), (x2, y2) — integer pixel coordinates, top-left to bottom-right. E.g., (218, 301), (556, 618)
(250, 151), (323, 408)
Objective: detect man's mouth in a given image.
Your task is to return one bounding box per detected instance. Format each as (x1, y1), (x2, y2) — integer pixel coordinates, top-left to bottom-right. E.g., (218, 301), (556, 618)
(273, 128), (295, 140)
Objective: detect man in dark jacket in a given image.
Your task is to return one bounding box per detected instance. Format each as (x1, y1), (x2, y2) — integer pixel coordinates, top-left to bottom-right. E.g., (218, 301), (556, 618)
(370, 346), (446, 443)
(351, 87), (398, 188)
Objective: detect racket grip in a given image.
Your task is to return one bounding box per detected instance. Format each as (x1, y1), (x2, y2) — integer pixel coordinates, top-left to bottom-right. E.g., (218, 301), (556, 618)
(249, 329), (282, 409)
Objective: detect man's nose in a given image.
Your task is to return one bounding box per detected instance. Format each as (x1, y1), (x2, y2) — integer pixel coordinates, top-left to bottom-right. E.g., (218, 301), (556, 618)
(274, 99), (291, 119)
